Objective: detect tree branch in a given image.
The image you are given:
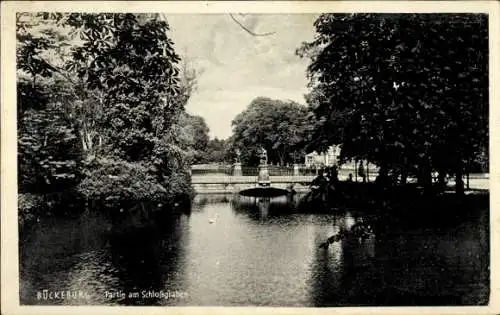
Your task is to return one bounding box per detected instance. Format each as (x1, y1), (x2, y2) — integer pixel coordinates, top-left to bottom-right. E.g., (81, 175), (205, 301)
(42, 60), (77, 85)
(229, 14), (276, 37)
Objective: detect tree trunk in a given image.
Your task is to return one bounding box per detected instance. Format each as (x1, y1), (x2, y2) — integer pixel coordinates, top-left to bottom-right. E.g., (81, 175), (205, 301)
(279, 154), (285, 168)
(400, 169), (408, 185)
(375, 164), (389, 187)
(423, 171), (433, 195)
(418, 165), (432, 195)
(367, 162), (370, 182)
(86, 130), (93, 151)
(81, 130), (88, 152)
(438, 170), (446, 193)
(455, 167), (464, 195)
(354, 160), (358, 182)
(466, 160), (470, 190)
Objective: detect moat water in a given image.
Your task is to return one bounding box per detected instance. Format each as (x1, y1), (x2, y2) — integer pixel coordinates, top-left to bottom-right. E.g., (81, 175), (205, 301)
(20, 193), (489, 306)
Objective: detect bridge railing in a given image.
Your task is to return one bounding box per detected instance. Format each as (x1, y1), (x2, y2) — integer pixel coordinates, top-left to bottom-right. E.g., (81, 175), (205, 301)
(190, 165), (321, 176)
(191, 164), (232, 176)
(240, 166), (298, 176)
(190, 164), (380, 177)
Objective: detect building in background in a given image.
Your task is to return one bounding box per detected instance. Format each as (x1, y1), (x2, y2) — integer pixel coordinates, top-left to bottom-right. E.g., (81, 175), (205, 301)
(304, 145), (374, 174)
(305, 145), (340, 167)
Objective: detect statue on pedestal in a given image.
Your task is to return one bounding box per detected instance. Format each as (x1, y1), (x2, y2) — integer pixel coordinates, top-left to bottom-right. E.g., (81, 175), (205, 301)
(233, 148), (242, 176)
(257, 147), (270, 186)
(235, 149), (241, 163)
(258, 147), (267, 165)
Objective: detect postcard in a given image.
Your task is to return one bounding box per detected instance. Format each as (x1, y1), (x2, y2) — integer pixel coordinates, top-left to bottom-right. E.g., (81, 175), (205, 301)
(1, 1), (499, 315)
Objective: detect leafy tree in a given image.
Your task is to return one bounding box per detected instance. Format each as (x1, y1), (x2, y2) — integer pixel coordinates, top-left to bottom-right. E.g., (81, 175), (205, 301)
(205, 138), (228, 163)
(177, 112), (210, 164)
(18, 101), (82, 194)
(298, 14), (488, 194)
(62, 13), (193, 203)
(231, 97), (310, 166)
(17, 13), (195, 216)
(61, 13), (182, 161)
(221, 135), (238, 164)
(17, 14), (83, 196)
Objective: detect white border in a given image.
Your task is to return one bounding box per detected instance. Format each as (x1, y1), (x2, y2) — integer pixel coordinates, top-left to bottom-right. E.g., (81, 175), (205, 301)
(2, 1), (499, 315)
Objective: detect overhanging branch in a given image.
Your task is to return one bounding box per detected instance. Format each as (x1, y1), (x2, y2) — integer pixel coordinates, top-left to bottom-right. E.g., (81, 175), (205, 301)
(229, 14), (276, 37)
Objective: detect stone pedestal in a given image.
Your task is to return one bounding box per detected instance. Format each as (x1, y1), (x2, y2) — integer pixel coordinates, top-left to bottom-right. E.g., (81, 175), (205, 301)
(233, 162), (242, 176)
(258, 164), (270, 186)
(293, 164), (300, 176)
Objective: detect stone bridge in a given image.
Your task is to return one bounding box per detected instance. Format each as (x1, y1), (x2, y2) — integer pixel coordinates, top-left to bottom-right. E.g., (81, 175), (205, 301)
(191, 175), (316, 194)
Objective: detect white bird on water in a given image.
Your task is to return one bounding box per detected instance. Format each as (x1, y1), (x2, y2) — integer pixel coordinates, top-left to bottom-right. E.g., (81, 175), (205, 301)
(209, 212), (220, 224)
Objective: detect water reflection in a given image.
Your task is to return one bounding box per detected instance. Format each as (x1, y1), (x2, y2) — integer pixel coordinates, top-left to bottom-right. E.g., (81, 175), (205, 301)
(231, 194), (300, 222)
(257, 198), (270, 220)
(192, 194), (230, 210)
(19, 193), (489, 306)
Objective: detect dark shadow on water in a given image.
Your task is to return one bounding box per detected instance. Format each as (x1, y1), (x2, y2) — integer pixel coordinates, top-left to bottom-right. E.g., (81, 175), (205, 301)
(107, 228), (164, 305)
(19, 207), (190, 306)
(239, 187), (290, 197)
(308, 206), (489, 306)
(19, 212), (113, 304)
(105, 215), (189, 306)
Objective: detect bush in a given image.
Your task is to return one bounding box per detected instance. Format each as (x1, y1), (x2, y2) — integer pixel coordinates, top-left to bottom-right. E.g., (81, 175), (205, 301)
(164, 167), (194, 203)
(78, 156), (193, 210)
(18, 193), (45, 227)
(18, 107), (82, 194)
(78, 158), (166, 204)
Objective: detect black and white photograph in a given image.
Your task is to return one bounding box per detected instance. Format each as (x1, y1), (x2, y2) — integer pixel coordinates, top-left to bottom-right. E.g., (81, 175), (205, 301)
(1, 1), (498, 313)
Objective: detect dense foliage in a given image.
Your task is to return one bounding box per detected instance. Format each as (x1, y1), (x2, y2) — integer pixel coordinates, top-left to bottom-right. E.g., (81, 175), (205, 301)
(297, 14), (488, 193)
(230, 97), (311, 166)
(204, 138), (233, 163)
(177, 112), (210, 164)
(17, 13), (196, 223)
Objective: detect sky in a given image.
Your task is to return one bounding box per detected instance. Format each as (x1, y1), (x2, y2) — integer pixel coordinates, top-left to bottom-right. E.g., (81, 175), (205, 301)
(166, 14), (319, 139)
